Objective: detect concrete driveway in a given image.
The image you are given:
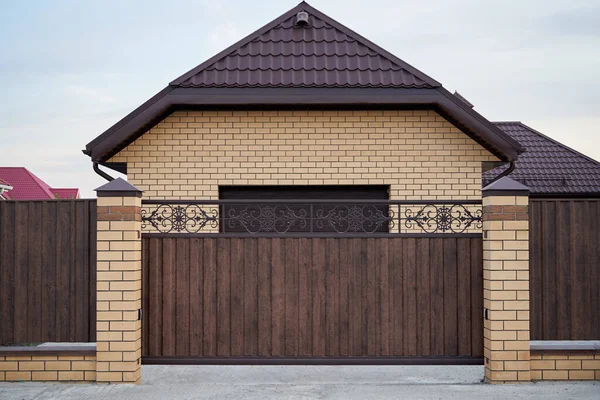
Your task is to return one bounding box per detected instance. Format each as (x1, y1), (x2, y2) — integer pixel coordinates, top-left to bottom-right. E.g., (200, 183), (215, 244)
(0, 365), (598, 399)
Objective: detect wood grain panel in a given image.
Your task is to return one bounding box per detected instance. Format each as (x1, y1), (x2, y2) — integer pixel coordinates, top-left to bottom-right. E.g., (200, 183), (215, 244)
(298, 238), (313, 355)
(443, 238), (458, 356)
(530, 199), (600, 340)
(189, 238), (203, 355)
(203, 238), (217, 355)
(216, 238), (230, 356)
(143, 236), (484, 360)
(0, 200), (97, 345)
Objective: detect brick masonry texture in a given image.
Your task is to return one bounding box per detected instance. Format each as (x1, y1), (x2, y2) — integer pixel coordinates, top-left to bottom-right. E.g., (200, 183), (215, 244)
(482, 194), (530, 384)
(0, 355), (96, 382)
(97, 206), (141, 222)
(97, 195), (142, 384)
(531, 350), (600, 381)
(108, 110), (499, 201)
(482, 205), (528, 221)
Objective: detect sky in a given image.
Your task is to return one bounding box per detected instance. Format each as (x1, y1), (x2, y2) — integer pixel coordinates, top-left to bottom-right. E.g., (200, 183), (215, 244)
(1, 0), (599, 198)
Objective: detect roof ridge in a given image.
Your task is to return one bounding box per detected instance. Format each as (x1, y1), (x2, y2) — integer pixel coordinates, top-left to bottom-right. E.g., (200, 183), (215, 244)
(0, 167), (56, 199)
(84, 2), (522, 163)
(298, 3), (440, 85)
(515, 122), (600, 167)
(23, 168), (56, 198)
(170, 4), (305, 86)
(170, 2), (440, 87)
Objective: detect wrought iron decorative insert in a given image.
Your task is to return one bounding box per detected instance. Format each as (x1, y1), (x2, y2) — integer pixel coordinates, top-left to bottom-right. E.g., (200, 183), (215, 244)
(226, 204), (310, 234)
(403, 204), (482, 234)
(141, 204), (218, 233)
(142, 200), (482, 235)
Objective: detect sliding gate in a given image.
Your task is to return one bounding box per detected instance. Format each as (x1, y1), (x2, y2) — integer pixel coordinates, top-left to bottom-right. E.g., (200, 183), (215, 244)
(140, 199), (484, 364)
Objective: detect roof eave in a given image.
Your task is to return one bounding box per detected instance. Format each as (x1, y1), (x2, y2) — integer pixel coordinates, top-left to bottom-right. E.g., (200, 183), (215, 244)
(84, 87), (520, 163)
(84, 86), (174, 153)
(439, 88), (525, 155)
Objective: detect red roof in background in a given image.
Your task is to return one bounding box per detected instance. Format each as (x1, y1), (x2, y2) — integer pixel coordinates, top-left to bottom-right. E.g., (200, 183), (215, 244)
(50, 188), (80, 199)
(0, 177), (11, 187)
(0, 167), (80, 200)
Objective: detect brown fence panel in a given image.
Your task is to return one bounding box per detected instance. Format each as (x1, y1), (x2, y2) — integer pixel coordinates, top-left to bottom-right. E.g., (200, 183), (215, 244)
(0, 200), (96, 345)
(142, 236), (483, 361)
(530, 199), (600, 340)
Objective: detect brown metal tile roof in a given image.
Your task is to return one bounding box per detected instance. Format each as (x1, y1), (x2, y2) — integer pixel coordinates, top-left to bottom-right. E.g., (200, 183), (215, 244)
(172, 2), (439, 89)
(485, 122), (600, 195)
(84, 2), (523, 164)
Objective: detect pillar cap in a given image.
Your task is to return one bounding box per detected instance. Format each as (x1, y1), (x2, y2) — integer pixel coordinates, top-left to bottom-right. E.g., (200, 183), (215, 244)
(95, 177), (143, 198)
(483, 176), (529, 197)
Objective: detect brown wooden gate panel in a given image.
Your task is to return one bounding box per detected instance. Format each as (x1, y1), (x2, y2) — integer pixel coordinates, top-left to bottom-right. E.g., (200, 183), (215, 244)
(0, 200), (97, 345)
(530, 199), (600, 340)
(142, 236), (483, 361)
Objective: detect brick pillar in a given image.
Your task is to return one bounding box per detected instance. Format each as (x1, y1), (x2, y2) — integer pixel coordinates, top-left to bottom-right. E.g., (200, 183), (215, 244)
(482, 177), (530, 384)
(95, 178), (143, 384)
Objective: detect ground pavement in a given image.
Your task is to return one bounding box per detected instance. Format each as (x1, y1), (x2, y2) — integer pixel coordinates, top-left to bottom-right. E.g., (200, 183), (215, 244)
(0, 365), (598, 399)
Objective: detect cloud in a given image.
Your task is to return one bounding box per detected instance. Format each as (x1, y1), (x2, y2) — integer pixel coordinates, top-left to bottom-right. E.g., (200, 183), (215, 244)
(527, 116), (600, 161)
(64, 85), (118, 104)
(536, 5), (600, 37)
(1, 0), (599, 197)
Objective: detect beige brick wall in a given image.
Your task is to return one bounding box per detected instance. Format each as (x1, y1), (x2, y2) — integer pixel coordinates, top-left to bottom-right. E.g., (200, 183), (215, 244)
(531, 351), (600, 380)
(109, 110), (499, 201)
(483, 194), (530, 384)
(0, 354), (96, 382)
(96, 195), (142, 384)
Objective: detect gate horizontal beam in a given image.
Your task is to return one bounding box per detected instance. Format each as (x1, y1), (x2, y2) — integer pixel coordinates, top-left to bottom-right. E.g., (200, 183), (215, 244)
(142, 356), (484, 366)
(141, 232), (483, 239)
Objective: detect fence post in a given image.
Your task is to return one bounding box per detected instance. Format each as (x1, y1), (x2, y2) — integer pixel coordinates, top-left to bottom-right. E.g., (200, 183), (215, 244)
(482, 177), (530, 384)
(95, 178), (143, 384)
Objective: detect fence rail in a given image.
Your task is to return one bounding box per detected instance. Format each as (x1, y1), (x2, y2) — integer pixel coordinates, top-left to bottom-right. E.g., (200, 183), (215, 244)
(141, 199), (482, 235)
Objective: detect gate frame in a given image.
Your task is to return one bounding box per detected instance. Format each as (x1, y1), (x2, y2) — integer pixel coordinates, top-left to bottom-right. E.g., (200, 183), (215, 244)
(94, 177), (533, 384)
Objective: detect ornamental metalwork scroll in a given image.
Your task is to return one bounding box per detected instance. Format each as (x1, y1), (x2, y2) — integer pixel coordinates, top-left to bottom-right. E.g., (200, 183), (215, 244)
(141, 204), (218, 233)
(314, 204), (394, 233)
(225, 204), (309, 233)
(403, 204), (482, 233)
(141, 201), (482, 234)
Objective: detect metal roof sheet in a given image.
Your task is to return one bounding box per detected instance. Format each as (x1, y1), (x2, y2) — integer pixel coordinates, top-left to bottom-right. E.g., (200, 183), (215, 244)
(483, 176), (530, 192)
(95, 177), (142, 193)
(0, 177), (11, 188)
(0, 167), (80, 200)
(50, 188), (80, 199)
(84, 2), (523, 164)
(486, 122), (600, 195)
(0, 167), (56, 200)
(173, 2), (438, 89)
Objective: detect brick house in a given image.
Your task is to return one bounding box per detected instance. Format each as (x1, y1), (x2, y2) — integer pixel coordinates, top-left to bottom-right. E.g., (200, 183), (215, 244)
(3, 1), (596, 386)
(82, 1), (599, 384)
